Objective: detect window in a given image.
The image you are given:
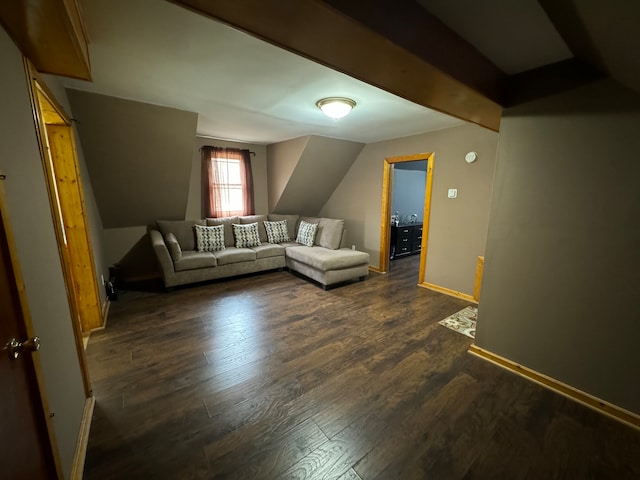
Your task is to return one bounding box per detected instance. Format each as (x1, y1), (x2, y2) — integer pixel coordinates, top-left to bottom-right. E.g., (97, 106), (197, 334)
(201, 146), (254, 218)
(212, 157), (243, 215)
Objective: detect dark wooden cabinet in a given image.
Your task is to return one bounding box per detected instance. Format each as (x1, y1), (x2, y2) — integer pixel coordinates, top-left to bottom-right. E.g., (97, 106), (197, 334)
(390, 223), (423, 259)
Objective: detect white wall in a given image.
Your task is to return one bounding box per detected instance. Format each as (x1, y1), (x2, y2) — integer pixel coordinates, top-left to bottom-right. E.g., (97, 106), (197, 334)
(0, 28), (85, 478)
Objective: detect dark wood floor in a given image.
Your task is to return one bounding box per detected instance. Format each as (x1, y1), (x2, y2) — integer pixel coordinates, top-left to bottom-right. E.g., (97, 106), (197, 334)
(84, 256), (640, 479)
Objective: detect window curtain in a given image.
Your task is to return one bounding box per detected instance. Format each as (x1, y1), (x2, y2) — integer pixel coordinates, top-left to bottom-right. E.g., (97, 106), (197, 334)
(201, 146), (255, 218)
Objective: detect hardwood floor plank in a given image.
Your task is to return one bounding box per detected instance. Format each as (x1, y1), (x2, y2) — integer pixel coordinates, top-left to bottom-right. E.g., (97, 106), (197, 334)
(204, 418), (329, 480)
(83, 256), (640, 479)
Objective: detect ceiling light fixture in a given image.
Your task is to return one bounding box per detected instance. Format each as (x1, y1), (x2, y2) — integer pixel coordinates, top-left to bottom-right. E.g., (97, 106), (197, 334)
(316, 97), (356, 119)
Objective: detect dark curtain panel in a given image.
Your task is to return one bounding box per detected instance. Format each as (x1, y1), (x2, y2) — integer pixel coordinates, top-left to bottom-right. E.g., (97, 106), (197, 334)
(239, 149), (255, 216)
(201, 146), (255, 218)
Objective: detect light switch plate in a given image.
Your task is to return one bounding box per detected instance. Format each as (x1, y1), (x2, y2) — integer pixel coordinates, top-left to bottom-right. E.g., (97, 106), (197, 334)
(447, 188), (458, 199)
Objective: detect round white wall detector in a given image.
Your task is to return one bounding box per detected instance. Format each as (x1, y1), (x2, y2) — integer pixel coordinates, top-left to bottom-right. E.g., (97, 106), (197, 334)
(465, 151), (478, 163)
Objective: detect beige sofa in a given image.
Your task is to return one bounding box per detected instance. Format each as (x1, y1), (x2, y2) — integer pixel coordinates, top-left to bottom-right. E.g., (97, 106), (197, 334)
(150, 214), (369, 289)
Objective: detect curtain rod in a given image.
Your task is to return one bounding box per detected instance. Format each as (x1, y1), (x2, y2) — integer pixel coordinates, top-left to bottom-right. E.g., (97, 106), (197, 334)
(200, 145), (255, 156)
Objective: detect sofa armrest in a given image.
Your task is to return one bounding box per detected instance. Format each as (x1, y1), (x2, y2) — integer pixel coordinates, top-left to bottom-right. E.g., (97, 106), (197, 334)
(150, 229), (176, 286)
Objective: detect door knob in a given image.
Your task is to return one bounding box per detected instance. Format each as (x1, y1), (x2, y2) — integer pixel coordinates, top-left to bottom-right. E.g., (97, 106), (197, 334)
(4, 336), (40, 360)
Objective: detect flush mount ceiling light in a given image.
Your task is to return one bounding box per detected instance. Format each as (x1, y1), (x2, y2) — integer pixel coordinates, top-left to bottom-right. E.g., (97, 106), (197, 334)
(316, 97), (356, 119)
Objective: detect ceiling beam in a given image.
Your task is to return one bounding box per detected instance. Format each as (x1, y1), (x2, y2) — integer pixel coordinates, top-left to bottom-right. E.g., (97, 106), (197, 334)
(320, 0), (505, 103)
(0, 0), (91, 80)
(170, 0), (503, 132)
(538, 0), (606, 74)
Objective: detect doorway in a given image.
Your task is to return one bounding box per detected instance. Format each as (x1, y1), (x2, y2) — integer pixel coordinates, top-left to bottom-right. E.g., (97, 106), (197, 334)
(379, 153), (434, 284)
(24, 60), (101, 396)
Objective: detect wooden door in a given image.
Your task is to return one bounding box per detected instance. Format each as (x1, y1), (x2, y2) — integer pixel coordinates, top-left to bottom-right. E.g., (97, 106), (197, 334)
(0, 180), (59, 479)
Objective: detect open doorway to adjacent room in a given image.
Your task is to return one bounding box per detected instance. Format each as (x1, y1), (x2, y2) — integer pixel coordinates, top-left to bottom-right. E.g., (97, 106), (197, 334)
(379, 153), (434, 284)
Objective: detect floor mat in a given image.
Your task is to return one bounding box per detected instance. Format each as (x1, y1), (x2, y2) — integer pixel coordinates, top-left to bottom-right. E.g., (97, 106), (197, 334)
(438, 306), (477, 339)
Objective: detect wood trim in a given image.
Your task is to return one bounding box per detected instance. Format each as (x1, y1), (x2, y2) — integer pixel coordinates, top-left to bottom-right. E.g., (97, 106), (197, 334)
(417, 158), (434, 285)
(473, 256), (484, 302)
(379, 153), (433, 274)
(24, 60), (94, 397)
(368, 265), (384, 274)
(47, 123), (104, 332)
(418, 281), (477, 303)
(70, 396), (95, 480)
(468, 345), (640, 431)
(378, 160), (393, 272)
(0, 0), (91, 80)
(101, 298), (110, 326)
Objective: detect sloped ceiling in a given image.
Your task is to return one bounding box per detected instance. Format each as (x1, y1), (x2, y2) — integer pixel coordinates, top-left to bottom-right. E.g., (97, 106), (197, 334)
(268, 136), (365, 216)
(67, 89), (197, 228)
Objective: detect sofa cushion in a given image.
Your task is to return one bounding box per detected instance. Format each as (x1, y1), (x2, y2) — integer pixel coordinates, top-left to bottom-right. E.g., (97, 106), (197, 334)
(173, 251), (216, 271)
(264, 220), (291, 244)
(156, 219), (204, 251)
(233, 223), (262, 248)
(164, 232), (182, 261)
(296, 220), (318, 247)
(239, 215), (268, 243)
(315, 218), (345, 250)
(286, 246), (369, 271)
(195, 224), (225, 252)
(213, 247), (256, 266)
(251, 243), (285, 259)
(206, 216), (239, 247)
(268, 214), (299, 241)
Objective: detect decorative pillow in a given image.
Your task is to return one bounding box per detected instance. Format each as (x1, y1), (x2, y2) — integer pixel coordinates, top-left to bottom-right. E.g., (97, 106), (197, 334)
(296, 220), (318, 247)
(165, 232), (182, 261)
(206, 216), (238, 247)
(264, 220), (291, 244)
(268, 214), (299, 241)
(232, 222), (262, 248)
(195, 224), (226, 252)
(156, 219), (204, 251)
(239, 215), (269, 243)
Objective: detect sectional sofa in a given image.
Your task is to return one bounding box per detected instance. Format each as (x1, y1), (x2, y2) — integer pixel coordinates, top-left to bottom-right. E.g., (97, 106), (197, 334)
(150, 214), (370, 289)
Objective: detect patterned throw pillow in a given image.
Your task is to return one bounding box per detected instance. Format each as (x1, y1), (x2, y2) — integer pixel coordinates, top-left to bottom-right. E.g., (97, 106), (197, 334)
(296, 220), (318, 247)
(195, 224), (225, 252)
(264, 220), (291, 244)
(232, 222), (262, 248)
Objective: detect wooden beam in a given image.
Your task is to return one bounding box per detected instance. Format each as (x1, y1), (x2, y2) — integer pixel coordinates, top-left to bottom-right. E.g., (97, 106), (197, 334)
(321, 0), (505, 103)
(171, 0), (502, 131)
(0, 0), (91, 80)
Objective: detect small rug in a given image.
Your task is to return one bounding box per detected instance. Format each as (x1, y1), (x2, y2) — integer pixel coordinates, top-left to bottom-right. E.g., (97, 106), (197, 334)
(438, 306), (477, 339)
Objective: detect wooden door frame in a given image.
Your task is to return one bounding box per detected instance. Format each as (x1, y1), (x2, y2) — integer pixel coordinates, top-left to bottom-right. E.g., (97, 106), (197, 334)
(23, 59), (95, 397)
(379, 153), (434, 285)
